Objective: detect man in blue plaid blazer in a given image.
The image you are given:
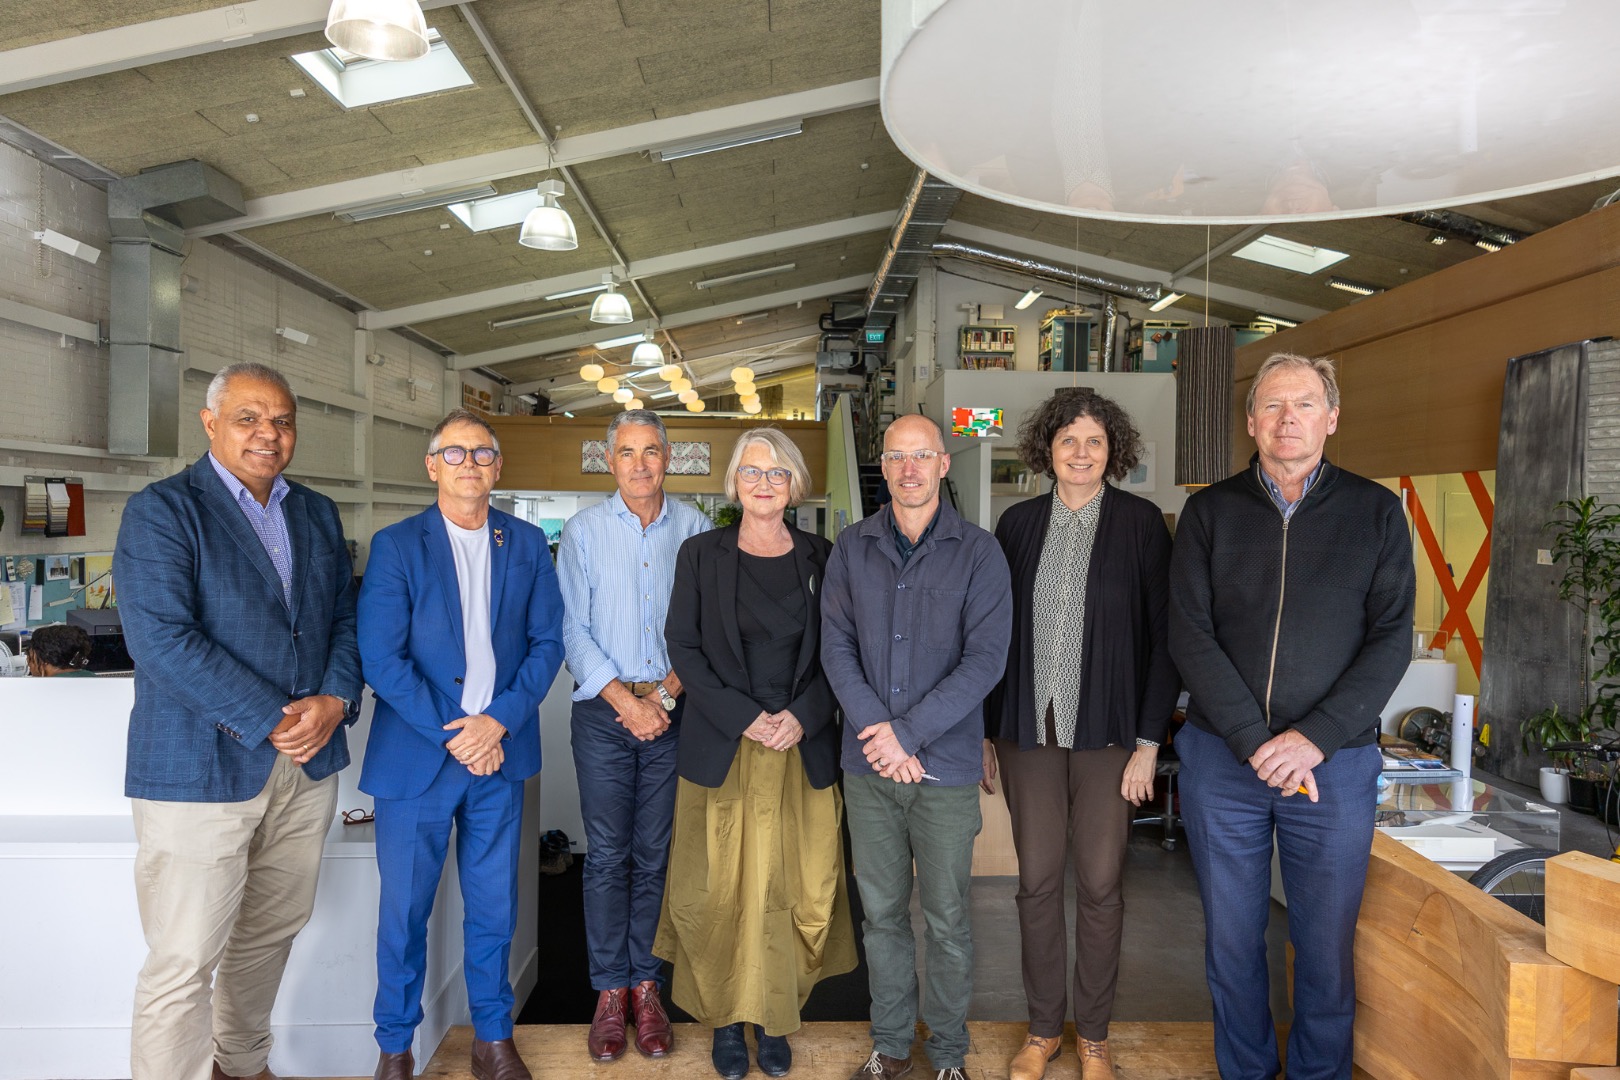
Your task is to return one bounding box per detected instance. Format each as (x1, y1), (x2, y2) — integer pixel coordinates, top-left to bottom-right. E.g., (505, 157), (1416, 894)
(114, 361), (361, 1080)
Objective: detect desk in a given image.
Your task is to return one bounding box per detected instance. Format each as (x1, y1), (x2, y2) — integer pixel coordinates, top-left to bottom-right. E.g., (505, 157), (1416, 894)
(1376, 778), (1560, 872)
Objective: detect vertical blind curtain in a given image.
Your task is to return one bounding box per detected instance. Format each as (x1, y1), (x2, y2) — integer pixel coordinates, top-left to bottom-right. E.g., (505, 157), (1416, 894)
(1174, 326), (1235, 486)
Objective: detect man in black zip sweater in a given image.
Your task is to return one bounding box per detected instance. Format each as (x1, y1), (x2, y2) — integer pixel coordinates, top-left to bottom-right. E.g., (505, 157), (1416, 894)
(1169, 353), (1415, 1080)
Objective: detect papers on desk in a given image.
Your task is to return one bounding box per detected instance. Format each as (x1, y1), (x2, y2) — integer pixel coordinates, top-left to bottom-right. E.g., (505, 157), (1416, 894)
(1381, 745), (1464, 782)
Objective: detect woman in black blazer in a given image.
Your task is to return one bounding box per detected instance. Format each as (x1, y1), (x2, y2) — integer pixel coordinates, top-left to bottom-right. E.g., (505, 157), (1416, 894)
(656, 427), (856, 1080)
(986, 388), (1180, 1080)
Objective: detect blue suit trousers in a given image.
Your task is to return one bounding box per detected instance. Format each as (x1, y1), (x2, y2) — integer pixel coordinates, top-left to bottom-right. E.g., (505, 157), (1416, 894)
(373, 757), (524, 1051)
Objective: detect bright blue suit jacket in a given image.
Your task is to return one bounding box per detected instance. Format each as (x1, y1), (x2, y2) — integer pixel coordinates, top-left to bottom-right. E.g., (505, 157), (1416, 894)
(357, 504), (565, 801)
(115, 455), (362, 802)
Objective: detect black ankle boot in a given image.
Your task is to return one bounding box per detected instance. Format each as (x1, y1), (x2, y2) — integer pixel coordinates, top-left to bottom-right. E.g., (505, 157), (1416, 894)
(753, 1024), (792, 1077)
(712, 1022), (749, 1079)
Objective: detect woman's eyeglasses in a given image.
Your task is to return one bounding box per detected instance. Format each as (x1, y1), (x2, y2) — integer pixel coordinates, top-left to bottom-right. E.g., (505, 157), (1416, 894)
(435, 446), (498, 466)
(736, 465), (792, 486)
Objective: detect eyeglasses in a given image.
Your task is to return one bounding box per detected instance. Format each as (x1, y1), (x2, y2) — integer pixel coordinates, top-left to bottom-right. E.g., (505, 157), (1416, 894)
(880, 449), (942, 466)
(342, 808), (375, 825)
(435, 446), (498, 466)
(736, 465), (792, 486)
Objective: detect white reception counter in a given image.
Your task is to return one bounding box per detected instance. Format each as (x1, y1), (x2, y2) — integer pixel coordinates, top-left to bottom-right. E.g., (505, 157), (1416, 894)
(0, 675), (559, 1080)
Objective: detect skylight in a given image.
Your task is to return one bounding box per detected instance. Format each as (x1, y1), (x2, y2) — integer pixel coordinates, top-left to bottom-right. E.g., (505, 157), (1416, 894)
(291, 30), (473, 110)
(447, 188), (544, 233)
(1231, 234), (1348, 275)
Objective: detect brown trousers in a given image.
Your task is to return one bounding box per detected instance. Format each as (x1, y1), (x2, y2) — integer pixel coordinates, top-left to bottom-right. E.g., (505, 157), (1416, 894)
(995, 738), (1132, 1040)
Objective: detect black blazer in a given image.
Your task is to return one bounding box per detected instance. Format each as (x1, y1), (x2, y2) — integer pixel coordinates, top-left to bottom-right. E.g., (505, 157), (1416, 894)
(665, 524), (840, 788)
(987, 486), (1180, 750)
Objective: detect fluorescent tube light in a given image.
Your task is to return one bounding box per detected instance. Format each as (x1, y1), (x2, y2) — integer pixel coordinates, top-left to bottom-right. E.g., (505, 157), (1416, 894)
(592, 332), (651, 350)
(1232, 234), (1349, 275)
(1254, 313), (1299, 328)
(33, 229), (101, 264)
(1473, 238), (1503, 253)
(338, 185), (497, 223)
(695, 263), (796, 290)
(653, 122), (803, 162)
(1014, 289), (1042, 310)
(1326, 276), (1381, 296)
(489, 303), (592, 331)
(1148, 291), (1184, 312)
(448, 188), (543, 233)
(542, 282), (611, 302)
(275, 326), (312, 345)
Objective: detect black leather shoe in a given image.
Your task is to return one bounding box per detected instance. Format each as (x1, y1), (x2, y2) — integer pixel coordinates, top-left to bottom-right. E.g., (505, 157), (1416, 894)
(712, 1022), (750, 1079)
(754, 1025), (792, 1077)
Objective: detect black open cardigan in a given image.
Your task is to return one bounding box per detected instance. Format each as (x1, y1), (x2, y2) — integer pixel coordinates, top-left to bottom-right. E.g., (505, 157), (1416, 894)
(986, 486), (1181, 751)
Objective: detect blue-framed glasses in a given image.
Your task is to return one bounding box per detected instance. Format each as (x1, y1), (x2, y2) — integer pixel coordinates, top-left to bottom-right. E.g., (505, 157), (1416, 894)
(737, 465), (792, 486)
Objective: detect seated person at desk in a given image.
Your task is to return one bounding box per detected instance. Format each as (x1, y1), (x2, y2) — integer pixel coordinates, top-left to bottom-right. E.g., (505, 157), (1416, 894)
(25, 623), (93, 677)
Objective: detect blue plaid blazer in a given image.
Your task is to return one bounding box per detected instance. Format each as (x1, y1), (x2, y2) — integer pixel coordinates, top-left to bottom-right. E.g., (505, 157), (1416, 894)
(114, 455), (361, 802)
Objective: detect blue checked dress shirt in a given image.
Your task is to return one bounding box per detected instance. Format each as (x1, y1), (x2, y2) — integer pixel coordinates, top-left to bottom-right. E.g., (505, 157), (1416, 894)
(208, 451), (293, 605)
(556, 490), (711, 702)
(1260, 458), (1326, 522)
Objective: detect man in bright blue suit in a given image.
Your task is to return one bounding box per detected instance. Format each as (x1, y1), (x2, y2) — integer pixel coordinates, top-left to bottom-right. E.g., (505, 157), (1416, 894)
(358, 409), (565, 1080)
(115, 362), (361, 1080)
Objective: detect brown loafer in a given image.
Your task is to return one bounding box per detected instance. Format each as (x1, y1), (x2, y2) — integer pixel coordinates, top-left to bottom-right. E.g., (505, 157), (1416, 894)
(848, 1049), (913, 1079)
(1079, 1037), (1116, 1080)
(212, 1066), (277, 1080)
(588, 987), (630, 1061)
(630, 979), (673, 1057)
(1009, 1033), (1061, 1080)
(471, 1036), (532, 1080)
(373, 1049), (412, 1080)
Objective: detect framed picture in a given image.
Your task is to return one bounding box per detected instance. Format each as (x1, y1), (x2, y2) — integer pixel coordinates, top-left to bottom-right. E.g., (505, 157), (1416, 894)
(667, 441), (711, 476)
(580, 440), (611, 474)
(1120, 441), (1157, 493)
(989, 452), (1038, 494)
(43, 554), (70, 582)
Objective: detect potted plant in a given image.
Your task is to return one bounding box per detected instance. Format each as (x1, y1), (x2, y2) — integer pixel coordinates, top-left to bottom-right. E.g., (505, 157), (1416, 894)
(1537, 496), (1620, 809)
(1521, 702), (1580, 805)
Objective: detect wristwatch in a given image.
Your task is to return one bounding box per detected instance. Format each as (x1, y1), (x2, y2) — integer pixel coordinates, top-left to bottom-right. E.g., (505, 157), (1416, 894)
(656, 684), (677, 712)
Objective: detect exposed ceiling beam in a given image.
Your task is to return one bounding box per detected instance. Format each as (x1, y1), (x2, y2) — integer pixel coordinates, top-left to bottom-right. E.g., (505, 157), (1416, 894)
(506, 329), (822, 396)
(451, 275), (872, 370)
(937, 222), (1330, 322)
(362, 212), (893, 330)
(0, 0), (468, 95)
(1167, 224), (1268, 286)
(188, 78), (881, 237)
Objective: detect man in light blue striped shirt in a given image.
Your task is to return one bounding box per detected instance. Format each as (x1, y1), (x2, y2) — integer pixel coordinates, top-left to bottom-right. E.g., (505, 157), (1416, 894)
(556, 409), (709, 1063)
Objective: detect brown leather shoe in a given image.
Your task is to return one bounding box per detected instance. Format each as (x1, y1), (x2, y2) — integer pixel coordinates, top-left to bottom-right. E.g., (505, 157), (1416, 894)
(1079, 1037), (1116, 1080)
(373, 1049), (412, 1080)
(849, 1049), (913, 1079)
(471, 1037), (532, 1080)
(630, 979), (673, 1057)
(1009, 1033), (1062, 1080)
(211, 1066), (277, 1080)
(588, 987), (630, 1061)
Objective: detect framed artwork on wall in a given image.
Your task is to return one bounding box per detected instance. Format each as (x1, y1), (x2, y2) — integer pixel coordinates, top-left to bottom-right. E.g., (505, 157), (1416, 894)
(1120, 441), (1156, 494)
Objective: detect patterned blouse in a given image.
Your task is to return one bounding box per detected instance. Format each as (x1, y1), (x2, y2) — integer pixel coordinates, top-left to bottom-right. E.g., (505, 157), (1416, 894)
(1030, 485), (1105, 747)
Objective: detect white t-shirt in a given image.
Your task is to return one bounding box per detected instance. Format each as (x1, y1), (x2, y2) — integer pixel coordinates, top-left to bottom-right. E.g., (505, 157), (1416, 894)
(444, 517), (497, 716)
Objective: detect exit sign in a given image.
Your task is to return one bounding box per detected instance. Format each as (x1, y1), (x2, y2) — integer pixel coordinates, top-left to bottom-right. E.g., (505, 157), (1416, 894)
(865, 328), (887, 343)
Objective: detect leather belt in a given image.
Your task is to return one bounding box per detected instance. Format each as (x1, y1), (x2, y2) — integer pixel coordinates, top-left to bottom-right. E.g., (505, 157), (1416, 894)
(622, 680), (662, 697)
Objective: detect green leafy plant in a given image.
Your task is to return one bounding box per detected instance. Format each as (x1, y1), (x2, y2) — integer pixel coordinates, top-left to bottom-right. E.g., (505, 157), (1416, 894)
(698, 497), (742, 528)
(1521, 701), (1586, 772)
(1542, 496), (1620, 774)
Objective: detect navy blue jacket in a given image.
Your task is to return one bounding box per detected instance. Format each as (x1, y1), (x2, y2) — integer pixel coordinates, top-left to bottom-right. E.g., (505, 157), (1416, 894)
(116, 456), (361, 802)
(821, 501), (1012, 786)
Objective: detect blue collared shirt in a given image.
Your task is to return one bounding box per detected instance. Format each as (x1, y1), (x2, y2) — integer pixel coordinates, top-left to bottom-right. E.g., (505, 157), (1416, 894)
(1260, 458), (1326, 522)
(556, 490), (711, 701)
(208, 451), (292, 605)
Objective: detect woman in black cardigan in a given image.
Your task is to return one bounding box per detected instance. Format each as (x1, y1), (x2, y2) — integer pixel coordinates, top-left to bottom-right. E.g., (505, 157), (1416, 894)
(986, 387), (1179, 1080)
(655, 427), (856, 1080)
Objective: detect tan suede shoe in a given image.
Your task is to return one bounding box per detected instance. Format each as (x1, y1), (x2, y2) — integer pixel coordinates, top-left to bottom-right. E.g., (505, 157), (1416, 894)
(1079, 1037), (1116, 1080)
(1009, 1033), (1061, 1080)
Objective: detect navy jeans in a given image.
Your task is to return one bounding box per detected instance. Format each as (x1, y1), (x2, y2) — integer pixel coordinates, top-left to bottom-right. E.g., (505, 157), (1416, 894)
(571, 694), (681, 990)
(1177, 722), (1378, 1080)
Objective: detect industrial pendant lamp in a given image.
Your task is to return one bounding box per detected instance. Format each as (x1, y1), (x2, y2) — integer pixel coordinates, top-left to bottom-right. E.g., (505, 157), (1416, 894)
(589, 275), (633, 324)
(324, 0), (429, 62)
(518, 180), (578, 251)
(631, 331), (664, 365)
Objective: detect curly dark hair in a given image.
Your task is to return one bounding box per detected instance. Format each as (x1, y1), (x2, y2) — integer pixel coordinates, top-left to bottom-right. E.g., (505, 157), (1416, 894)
(28, 623), (91, 671)
(1015, 387), (1143, 484)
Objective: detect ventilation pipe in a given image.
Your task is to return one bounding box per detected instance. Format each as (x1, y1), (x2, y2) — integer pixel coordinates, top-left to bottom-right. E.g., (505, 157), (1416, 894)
(927, 239), (1162, 305)
(1394, 209), (1526, 250)
(863, 170), (963, 343)
(107, 161), (244, 455)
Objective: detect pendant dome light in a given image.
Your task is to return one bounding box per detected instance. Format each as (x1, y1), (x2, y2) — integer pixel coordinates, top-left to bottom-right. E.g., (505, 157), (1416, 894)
(631, 333), (664, 365)
(589, 274), (634, 324)
(518, 179), (578, 251)
(324, 0), (430, 62)
(579, 361), (605, 382)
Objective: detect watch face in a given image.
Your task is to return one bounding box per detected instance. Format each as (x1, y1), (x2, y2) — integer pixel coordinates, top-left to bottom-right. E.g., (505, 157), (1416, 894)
(659, 689), (676, 711)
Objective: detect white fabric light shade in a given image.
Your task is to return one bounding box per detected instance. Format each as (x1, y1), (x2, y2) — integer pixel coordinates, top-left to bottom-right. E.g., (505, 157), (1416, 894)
(730, 366), (756, 384)
(627, 398), (645, 410)
(671, 377), (692, 393)
(658, 364), (683, 382)
(613, 388), (634, 403)
(880, 0), (1620, 224)
(740, 391), (761, 405)
(632, 339), (664, 364)
(743, 401), (763, 414)
(677, 389), (698, 403)
(590, 286), (634, 325)
(687, 400), (706, 413)
(324, 0), (429, 62)
(579, 362), (605, 382)
(518, 203), (577, 251)
(596, 377), (619, 393)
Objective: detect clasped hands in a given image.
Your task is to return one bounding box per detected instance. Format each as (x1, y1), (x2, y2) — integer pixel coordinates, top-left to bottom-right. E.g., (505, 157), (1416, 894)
(1249, 728), (1323, 802)
(268, 694), (346, 765)
(858, 721), (925, 784)
(743, 709), (804, 752)
(443, 713), (507, 776)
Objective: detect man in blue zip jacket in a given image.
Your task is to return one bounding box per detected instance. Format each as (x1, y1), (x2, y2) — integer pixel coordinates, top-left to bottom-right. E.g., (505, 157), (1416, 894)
(1170, 353), (1415, 1080)
(821, 414), (1012, 1080)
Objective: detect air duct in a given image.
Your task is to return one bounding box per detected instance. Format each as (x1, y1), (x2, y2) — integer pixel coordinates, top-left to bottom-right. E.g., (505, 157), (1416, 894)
(1394, 209), (1527, 251)
(107, 161), (244, 455)
(927, 240), (1163, 305)
(863, 170), (963, 342)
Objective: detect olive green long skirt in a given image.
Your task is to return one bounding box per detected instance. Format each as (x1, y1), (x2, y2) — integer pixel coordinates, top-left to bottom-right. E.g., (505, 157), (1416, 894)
(653, 739), (857, 1035)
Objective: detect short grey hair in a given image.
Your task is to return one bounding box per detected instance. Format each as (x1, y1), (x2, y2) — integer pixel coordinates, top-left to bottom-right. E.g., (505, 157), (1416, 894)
(1246, 352), (1341, 415)
(206, 362), (294, 413)
(724, 427), (810, 505)
(428, 408), (500, 454)
(605, 409), (669, 454)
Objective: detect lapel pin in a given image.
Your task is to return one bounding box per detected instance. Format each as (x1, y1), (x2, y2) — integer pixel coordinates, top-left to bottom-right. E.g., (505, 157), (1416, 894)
(808, 574), (815, 595)
(493, 527), (505, 548)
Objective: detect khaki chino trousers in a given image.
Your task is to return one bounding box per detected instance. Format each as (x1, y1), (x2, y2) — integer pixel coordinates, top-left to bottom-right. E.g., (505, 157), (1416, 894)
(130, 754), (338, 1080)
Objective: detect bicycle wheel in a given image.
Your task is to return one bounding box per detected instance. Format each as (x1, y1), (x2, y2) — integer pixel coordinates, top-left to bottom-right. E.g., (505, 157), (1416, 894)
(1468, 847), (1558, 924)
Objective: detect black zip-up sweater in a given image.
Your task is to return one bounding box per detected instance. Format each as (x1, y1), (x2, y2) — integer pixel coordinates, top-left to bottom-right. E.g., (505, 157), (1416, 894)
(1168, 455), (1415, 764)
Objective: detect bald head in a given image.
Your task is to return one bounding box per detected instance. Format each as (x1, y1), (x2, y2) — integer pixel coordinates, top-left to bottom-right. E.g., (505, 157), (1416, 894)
(884, 413), (946, 452)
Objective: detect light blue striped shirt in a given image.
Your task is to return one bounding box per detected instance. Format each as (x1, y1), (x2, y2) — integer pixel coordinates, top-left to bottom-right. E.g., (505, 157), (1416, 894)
(208, 451), (292, 605)
(1260, 458), (1326, 522)
(557, 490), (711, 701)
